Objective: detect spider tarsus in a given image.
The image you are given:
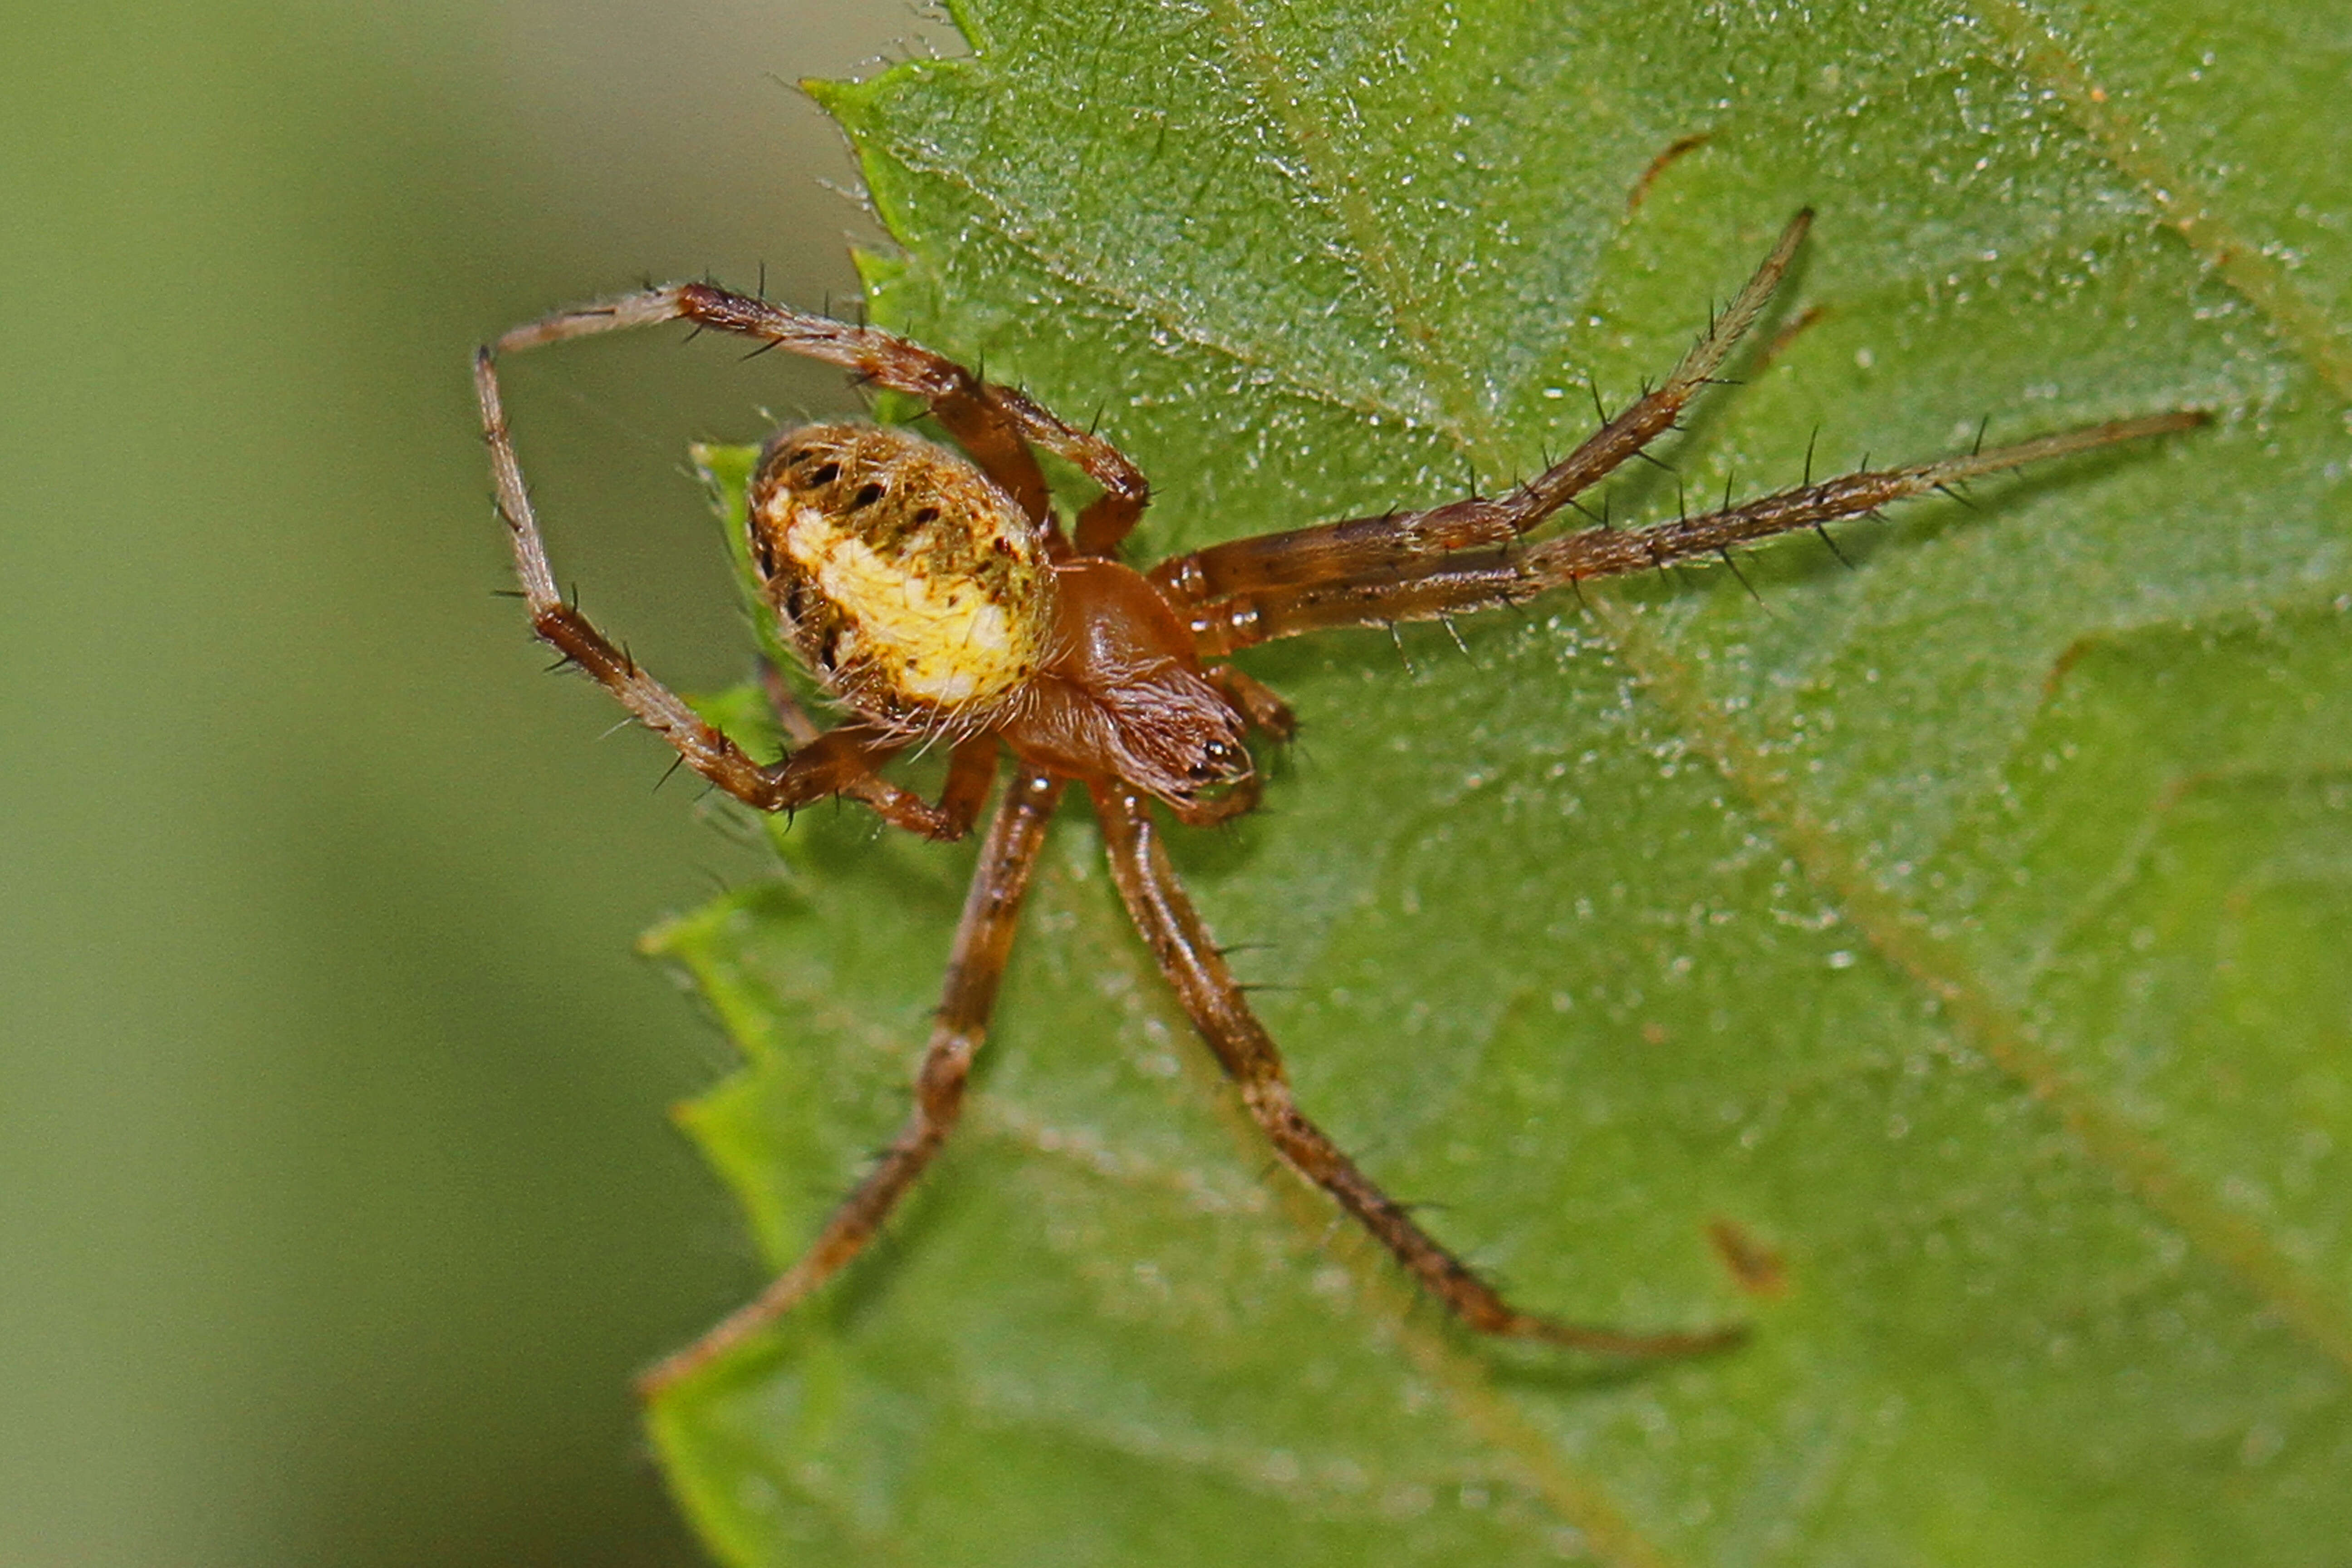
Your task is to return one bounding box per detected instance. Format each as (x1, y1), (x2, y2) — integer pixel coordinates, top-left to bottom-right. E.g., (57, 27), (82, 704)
(1514, 1313), (1752, 1359)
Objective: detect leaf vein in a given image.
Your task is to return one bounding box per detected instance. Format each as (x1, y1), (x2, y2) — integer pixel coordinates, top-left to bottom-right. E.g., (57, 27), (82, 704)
(1981, 0), (2352, 401)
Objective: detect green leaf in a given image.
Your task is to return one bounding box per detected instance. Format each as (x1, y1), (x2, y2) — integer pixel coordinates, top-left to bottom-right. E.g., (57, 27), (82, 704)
(647, 2), (2352, 1562)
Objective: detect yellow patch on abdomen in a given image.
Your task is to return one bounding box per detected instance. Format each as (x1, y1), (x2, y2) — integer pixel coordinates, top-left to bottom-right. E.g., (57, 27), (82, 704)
(784, 507), (1029, 706)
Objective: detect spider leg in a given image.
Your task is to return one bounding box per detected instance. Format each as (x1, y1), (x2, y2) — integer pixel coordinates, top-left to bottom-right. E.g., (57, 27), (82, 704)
(1161, 769), (1265, 828)
(1150, 211), (1814, 608)
(1180, 412), (2207, 654)
(932, 736), (1004, 836)
(1208, 664), (1298, 742)
(1090, 781), (1741, 1356)
(757, 668), (1001, 838)
(475, 348), (974, 839)
(492, 282), (1148, 556)
(757, 660), (827, 747)
(638, 764), (1066, 1396)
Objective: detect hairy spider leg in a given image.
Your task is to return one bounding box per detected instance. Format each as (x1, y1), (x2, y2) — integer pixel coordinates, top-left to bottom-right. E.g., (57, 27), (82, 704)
(747, 662), (985, 831)
(1180, 412), (2207, 656)
(492, 283), (1149, 557)
(473, 349), (982, 839)
(1149, 210), (1815, 608)
(638, 765), (1067, 1396)
(1089, 780), (1744, 1357)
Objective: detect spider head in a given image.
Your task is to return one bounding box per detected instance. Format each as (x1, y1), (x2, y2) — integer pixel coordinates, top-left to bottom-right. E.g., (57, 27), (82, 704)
(1015, 558), (1257, 809)
(1122, 691), (1255, 810)
(746, 423), (1057, 731)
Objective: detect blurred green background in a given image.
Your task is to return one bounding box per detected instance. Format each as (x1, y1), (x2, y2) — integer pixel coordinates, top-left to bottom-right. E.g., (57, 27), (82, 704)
(0, 3), (947, 1563)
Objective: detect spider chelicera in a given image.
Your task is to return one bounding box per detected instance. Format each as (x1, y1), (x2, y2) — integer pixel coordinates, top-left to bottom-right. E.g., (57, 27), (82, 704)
(475, 211), (2202, 1396)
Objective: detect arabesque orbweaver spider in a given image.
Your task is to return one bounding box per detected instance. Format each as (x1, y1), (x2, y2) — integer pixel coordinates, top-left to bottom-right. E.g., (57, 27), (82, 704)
(474, 211), (2204, 1396)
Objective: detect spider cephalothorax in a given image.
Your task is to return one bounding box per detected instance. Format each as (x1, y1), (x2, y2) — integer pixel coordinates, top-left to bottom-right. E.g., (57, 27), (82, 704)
(474, 212), (2203, 1396)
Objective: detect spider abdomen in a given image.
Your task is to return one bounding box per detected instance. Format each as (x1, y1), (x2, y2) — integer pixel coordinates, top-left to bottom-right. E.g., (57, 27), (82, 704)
(748, 423), (1056, 729)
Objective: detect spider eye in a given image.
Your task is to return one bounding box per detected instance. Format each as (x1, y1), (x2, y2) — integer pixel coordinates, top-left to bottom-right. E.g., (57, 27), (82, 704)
(1195, 739), (1248, 780)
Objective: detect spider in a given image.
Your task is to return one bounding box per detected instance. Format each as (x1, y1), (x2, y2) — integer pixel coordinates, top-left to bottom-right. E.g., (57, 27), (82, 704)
(474, 211), (2203, 1396)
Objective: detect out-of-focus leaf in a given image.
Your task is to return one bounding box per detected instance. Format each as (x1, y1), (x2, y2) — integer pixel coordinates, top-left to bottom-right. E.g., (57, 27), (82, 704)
(646, 2), (2352, 1562)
